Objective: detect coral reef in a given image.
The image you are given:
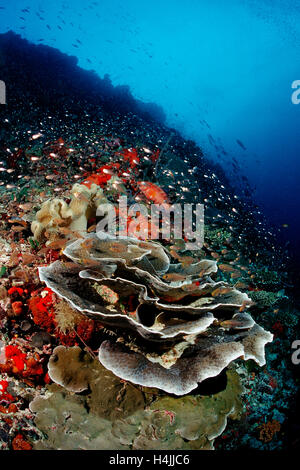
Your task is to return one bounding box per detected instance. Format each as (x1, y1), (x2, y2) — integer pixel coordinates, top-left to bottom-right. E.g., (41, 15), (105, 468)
(38, 231), (273, 395)
(0, 31), (297, 450)
(29, 346), (243, 450)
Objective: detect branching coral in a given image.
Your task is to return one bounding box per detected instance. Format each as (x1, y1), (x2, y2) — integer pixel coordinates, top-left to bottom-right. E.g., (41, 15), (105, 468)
(38, 231), (273, 396)
(251, 267), (282, 288)
(248, 290), (285, 308)
(204, 227), (232, 246)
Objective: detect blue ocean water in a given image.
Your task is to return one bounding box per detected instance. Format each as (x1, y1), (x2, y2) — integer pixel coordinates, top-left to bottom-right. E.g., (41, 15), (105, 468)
(1, 0), (300, 268)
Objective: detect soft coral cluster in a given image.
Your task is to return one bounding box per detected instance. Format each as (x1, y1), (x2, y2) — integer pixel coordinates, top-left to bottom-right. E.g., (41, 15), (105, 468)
(0, 344), (43, 378)
(117, 148), (140, 169)
(82, 147), (162, 198)
(28, 288), (57, 333)
(82, 162), (121, 188)
(11, 433), (33, 451)
(0, 379), (15, 403)
(28, 287), (97, 347)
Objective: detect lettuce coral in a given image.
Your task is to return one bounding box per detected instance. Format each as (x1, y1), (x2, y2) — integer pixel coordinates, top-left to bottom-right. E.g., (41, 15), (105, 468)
(38, 231), (273, 396)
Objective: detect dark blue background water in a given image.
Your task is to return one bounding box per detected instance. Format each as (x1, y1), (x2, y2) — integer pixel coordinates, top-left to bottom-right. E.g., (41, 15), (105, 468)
(1, 0), (300, 266)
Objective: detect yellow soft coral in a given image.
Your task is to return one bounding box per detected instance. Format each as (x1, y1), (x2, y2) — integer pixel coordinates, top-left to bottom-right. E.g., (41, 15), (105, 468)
(31, 183), (108, 243)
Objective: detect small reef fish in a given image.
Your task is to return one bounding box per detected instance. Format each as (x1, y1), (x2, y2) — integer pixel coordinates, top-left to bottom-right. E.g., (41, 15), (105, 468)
(236, 139), (246, 151)
(80, 239), (94, 251)
(230, 271), (241, 279)
(169, 249), (181, 261)
(219, 264), (238, 273)
(220, 319), (243, 328)
(59, 227), (84, 239)
(18, 203), (33, 212)
(178, 255), (195, 266)
(11, 225), (26, 233)
(47, 239), (68, 250)
(137, 181), (169, 205)
(234, 281), (249, 289)
(107, 242), (128, 254)
(211, 286), (233, 297)
(239, 300), (253, 312)
(22, 253), (37, 265)
(162, 273), (186, 282)
(87, 224), (97, 233)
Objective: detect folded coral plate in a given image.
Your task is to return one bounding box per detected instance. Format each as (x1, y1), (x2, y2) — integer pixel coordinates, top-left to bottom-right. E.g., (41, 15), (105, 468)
(39, 232), (273, 395)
